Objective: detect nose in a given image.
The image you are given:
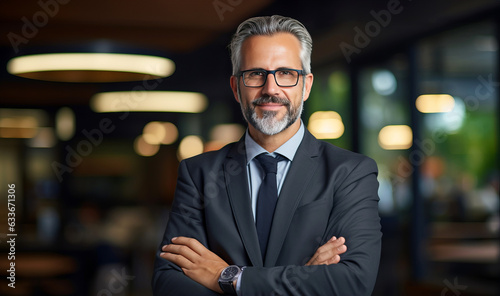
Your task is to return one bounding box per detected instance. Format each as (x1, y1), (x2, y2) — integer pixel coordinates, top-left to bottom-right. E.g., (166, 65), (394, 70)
(262, 72), (280, 96)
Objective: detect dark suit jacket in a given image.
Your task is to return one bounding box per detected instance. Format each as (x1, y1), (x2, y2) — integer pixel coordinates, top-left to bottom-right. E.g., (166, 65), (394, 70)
(153, 129), (382, 296)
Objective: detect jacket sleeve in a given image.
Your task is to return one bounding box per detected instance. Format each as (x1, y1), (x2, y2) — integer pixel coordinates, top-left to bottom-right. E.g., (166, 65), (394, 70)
(240, 157), (382, 296)
(152, 160), (221, 296)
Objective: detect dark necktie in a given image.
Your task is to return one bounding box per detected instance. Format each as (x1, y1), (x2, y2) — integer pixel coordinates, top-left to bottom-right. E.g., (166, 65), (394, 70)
(255, 153), (285, 260)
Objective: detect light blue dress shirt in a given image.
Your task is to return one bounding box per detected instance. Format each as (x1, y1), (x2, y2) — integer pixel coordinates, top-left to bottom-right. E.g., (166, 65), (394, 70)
(235, 121), (305, 295)
(245, 122), (305, 221)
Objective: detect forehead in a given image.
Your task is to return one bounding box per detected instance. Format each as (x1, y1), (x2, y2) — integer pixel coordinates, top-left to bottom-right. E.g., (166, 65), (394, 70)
(240, 33), (302, 69)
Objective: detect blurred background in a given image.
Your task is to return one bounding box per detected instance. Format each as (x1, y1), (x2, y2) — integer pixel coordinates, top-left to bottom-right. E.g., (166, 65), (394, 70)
(0, 0), (498, 295)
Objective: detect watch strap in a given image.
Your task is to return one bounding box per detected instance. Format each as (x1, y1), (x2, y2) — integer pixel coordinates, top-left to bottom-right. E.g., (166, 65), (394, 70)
(219, 279), (236, 295)
(218, 265), (243, 295)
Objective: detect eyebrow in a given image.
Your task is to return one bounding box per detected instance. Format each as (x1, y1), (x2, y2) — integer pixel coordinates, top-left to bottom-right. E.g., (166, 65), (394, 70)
(243, 67), (296, 71)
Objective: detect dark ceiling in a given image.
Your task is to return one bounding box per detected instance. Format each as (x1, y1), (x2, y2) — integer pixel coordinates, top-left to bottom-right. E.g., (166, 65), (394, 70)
(0, 0), (273, 107)
(0, 0), (499, 139)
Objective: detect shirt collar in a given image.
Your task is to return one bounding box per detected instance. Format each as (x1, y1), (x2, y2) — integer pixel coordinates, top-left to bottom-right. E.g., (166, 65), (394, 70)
(245, 121), (305, 165)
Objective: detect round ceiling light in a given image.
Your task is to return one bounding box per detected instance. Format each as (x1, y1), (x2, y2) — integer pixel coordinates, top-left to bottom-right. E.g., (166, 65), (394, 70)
(7, 53), (175, 82)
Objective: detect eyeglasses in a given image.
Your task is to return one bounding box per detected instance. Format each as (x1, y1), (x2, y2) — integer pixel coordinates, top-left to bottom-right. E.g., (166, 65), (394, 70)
(237, 68), (306, 88)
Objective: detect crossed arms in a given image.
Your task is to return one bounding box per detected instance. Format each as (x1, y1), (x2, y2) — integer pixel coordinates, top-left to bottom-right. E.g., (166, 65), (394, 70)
(160, 235), (347, 294)
(152, 152), (382, 295)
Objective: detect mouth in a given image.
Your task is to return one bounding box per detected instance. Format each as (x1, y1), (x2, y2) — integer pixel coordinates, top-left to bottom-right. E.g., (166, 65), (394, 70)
(255, 102), (284, 111)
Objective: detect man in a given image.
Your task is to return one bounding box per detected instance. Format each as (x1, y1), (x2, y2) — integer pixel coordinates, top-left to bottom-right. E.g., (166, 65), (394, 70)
(153, 15), (381, 295)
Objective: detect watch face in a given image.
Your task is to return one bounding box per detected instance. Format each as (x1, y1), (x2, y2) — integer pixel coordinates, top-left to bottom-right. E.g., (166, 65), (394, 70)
(221, 266), (239, 280)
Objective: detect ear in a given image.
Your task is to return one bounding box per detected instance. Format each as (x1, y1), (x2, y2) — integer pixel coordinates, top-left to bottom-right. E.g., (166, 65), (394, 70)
(230, 75), (240, 103)
(302, 73), (314, 102)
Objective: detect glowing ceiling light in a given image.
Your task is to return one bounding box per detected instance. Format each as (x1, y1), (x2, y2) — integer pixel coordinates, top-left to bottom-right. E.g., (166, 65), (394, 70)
(56, 107), (75, 141)
(7, 53), (175, 82)
(210, 124), (245, 143)
(142, 121), (178, 145)
(308, 111), (345, 139)
(206, 123), (245, 151)
(0, 108), (48, 138)
(0, 118), (38, 138)
(134, 135), (160, 157)
(143, 121), (167, 145)
(378, 125), (413, 150)
(160, 122), (179, 145)
(91, 91), (208, 113)
(177, 135), (204, 161)
(416, 94), (455, 113)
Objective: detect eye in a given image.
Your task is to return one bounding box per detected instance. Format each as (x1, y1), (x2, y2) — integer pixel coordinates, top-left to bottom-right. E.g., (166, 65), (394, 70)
(247, 70), (265, 78)
(278, 70), (293, 76)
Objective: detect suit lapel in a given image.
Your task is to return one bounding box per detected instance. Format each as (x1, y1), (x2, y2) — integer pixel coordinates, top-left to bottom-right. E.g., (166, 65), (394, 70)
(265, 130), (320, 266)
(224, 139), (263, 267)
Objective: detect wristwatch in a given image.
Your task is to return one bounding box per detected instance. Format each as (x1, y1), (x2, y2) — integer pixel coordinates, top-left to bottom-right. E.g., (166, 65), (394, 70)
(218, 265), (243, 295)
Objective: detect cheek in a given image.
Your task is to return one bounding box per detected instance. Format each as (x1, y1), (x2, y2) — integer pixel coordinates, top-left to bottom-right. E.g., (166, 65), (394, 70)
(285, 90), (304, 106)
(241, 89), (262, 102)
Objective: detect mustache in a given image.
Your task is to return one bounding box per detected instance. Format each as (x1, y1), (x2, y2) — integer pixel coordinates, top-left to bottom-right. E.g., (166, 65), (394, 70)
(252, 96), (290, 107)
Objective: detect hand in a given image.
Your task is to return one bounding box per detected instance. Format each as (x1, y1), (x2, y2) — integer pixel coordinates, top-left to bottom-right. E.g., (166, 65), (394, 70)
(160, 236), (228, 293)
(305, 236), (347, 266)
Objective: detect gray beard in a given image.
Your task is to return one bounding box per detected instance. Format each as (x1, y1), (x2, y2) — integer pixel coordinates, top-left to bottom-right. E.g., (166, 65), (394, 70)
(239, 92), (304, 136)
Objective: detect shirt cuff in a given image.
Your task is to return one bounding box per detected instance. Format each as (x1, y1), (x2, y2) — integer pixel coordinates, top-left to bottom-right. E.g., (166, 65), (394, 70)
(235, 268), (244, 295)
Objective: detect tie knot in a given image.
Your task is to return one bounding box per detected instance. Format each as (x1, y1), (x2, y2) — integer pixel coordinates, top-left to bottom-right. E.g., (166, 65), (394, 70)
(255, 154), (284, 174)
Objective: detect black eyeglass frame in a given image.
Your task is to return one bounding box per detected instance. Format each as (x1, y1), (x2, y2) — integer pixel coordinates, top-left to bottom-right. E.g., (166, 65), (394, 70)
(236, 68), (307, 88)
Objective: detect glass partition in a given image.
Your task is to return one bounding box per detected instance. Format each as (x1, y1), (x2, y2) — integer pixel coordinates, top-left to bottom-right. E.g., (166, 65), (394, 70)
(417, 21), (498, 291)
(360, 20), (498, 295)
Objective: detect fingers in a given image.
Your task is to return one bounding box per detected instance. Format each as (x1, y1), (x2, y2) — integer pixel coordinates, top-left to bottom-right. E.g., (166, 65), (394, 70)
(317, 237), (346, 257)
(160, 248), (195, 269)
(328, 236), (346, 250)
(326, 254), (340, 265)
(331, 237), (347, 255)
(306, 236), (347, 266)
(159, 237), (229, 292)
(169, 237), (207, 255)
(160, 237), (204, 268)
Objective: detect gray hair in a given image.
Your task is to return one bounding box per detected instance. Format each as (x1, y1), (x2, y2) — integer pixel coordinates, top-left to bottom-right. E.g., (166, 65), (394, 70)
(229, 15), (312, 75)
